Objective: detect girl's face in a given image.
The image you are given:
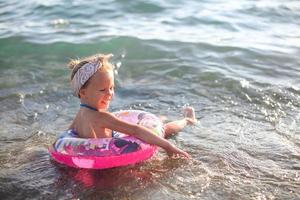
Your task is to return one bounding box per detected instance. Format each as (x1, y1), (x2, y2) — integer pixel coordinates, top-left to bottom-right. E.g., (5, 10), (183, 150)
(79, 70), (114, 110)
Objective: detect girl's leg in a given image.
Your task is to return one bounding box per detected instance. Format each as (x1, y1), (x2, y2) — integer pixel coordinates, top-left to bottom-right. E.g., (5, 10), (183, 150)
(164, 107), (197, 138)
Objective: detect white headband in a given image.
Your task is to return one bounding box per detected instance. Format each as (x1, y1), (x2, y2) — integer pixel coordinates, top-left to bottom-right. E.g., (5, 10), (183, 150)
(71, 61), (102, 97)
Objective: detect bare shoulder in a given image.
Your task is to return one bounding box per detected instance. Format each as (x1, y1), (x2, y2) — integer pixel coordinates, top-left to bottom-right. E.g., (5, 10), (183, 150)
(94, 110), (138, 134)
(91, 110), (118, 125)
(77, 111), (117, 138)
(94, 110), (116, 120)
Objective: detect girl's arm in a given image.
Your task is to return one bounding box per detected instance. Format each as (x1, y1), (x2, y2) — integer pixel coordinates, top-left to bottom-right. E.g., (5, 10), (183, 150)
(98, 111), (190, 158)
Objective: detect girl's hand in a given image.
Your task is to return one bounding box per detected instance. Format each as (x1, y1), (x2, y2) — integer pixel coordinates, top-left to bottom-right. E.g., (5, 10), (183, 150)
(165, 143), (190, 158)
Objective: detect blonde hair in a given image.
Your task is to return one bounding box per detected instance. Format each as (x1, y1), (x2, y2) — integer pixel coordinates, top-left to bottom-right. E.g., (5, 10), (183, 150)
(68, 53), (114, 81)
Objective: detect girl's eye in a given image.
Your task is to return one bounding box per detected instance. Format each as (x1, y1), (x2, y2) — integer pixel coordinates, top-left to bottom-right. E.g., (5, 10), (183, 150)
(99, 87), (114, 92)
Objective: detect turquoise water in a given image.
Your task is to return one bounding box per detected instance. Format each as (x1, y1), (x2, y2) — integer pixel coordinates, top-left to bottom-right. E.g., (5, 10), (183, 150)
(1, 0), (300, 199)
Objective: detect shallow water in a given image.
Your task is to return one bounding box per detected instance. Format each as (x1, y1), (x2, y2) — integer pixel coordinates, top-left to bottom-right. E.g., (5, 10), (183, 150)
(0, 0), (300, 199)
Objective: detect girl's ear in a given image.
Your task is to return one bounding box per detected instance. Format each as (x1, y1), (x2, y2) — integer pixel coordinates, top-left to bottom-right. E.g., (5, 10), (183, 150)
(79, 88), (87, 98)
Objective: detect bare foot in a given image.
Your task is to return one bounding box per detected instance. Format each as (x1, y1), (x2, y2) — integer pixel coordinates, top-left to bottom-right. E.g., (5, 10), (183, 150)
(183, 106), (197, 125)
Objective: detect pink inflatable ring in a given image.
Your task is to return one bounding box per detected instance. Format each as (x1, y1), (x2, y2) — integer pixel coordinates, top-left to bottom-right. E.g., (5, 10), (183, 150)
(49, 110), (164, 169)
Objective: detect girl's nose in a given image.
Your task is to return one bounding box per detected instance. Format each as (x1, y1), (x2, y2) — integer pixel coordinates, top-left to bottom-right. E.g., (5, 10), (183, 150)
(108, 88), (114, 96)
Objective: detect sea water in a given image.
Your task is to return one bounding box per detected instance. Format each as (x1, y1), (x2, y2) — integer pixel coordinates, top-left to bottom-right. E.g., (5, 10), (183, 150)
(0, 0), (299, 199)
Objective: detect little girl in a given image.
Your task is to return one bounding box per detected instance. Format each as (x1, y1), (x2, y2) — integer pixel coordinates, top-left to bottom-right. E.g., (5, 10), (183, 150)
(67, 54), (197, 158)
